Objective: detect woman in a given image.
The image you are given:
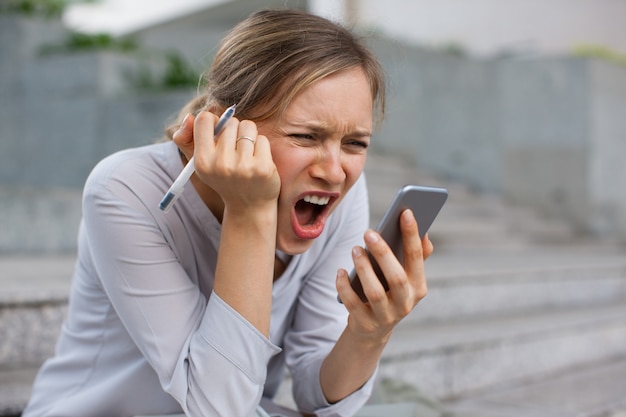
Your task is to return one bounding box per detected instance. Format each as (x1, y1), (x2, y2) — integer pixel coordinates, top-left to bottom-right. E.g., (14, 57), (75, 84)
(24, 9), (432, 417)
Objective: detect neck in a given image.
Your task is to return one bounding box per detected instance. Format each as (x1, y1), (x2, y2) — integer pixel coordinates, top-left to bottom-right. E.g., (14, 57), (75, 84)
(274, 251), (291, 281)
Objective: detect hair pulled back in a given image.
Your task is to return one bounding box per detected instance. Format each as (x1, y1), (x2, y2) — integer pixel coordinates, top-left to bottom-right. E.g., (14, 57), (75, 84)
(166, 9), (385, 139)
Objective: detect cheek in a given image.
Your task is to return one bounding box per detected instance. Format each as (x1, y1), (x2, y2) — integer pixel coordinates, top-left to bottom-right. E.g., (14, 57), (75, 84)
(344, 156), (366, 183)
(273, 154), (298, 184)
(269, 142), (289, 171)
(272, 147), (311, 181)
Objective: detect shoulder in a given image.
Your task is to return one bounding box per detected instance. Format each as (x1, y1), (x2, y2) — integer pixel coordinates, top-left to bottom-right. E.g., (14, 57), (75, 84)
(84, 142), (175, 197)
(81, 142), (182, 223)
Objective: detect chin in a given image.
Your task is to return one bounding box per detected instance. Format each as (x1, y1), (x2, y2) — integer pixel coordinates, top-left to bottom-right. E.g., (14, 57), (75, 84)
(276, 235), (316, 256)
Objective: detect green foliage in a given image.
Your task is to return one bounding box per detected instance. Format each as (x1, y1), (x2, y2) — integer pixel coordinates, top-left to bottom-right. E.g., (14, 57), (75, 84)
(19, 6), (199, 91)
(439, 42), (466, 57)
(39, 30), (199, 90)
(39, 32), (139, 54)
(0, 0), (66, 18)
(161, 52), (200, 88)
(0, 0), (95, 18)
(572, 44), (626, 67)
(133, 51), (200, 91)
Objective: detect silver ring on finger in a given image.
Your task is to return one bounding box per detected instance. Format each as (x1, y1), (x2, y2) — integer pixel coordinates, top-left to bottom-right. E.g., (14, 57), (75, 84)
(236, 136), (256, 146)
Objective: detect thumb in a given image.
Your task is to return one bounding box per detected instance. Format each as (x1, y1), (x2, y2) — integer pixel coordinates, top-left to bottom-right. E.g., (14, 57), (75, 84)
(172, 113), (195, 160)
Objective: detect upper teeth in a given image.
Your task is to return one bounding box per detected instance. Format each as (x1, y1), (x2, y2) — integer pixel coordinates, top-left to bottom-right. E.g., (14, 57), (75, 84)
(303, 195), (330, 205)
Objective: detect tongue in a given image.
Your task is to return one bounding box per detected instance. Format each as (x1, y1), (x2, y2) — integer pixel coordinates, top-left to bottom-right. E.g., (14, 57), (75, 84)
(295, 201), (316, 226)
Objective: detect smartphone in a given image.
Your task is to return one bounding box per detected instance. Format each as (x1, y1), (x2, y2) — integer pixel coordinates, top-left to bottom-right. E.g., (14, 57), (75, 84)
(345, 185), (448, 303)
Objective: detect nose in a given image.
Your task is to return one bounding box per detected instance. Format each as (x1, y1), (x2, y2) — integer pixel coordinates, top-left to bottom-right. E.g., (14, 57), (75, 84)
(310, 145), (346, 186)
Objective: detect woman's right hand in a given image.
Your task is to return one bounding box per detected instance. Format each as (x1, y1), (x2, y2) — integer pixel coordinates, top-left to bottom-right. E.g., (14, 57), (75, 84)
(172, 111), (281, 216)
(173, 111), (280, 337)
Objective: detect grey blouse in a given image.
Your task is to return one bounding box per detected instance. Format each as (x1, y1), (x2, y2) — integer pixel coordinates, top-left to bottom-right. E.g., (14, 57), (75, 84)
(23, 141), (375, 417)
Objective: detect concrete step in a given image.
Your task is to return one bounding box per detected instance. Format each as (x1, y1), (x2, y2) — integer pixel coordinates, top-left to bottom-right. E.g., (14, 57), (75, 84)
(3, 252), (626, 415)
(0, 367), (38, 417)
(2, 247), (625, 368)
(443, 355), (626, 417)
(378, 302), (626, 401)
(0, 256), (73, 369)
(377, 243), (626, 403)
(14, 357), (624, 417)
(2, 266), (625, 415)
(271, 245), (626, 412)
(417, 247), (626, 323)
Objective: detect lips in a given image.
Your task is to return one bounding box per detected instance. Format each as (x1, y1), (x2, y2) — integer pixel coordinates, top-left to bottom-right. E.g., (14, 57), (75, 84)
(291, 192), (337, 239)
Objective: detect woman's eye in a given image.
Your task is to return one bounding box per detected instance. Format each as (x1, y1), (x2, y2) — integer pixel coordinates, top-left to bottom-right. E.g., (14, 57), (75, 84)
(289, 133), (315, 140)
(346, 139), (369, 150)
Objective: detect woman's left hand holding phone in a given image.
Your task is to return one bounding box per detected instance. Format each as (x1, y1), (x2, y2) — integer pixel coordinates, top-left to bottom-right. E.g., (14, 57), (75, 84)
(173, 110), (280, 337)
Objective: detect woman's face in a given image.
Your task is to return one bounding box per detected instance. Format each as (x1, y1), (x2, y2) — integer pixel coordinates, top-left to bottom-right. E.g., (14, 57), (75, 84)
(257, 67), (374, 254)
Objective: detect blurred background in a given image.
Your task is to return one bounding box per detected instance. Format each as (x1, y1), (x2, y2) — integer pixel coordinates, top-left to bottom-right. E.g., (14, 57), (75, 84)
(1, 0), (626, 416)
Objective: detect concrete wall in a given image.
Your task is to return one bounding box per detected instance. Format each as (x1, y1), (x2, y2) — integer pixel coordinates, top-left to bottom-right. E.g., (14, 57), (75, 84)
(0, 21), (194, 187)
(498, 58), (591, 232)
(370, 38), (502, 192)
(498, 58), (626, 238)
(371, 36), (626, 240)
(0, 16), (195, 253)
(357, 0), (626, 57)
(588, 61), (626, 238)
(2, 15), (626, 253)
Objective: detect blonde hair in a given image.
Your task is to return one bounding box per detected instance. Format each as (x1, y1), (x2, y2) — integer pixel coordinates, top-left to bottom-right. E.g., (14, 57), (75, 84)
(165, 9), (385, 139)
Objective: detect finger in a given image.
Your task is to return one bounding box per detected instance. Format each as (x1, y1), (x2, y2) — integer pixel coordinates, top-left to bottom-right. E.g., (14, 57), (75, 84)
(214, 116), (239, 151)
(235, 135), (257, 150)
(363, 227), (411, 306)
(401, 209), (423, 266)
(253, 134), (277, 176)
(336, 268), (366, 311)
(172, 113), (195, 160)
(253, 134), (272, 162)
(354, 237), (391, 308)
(423, 233), (434, 260)
(400, 209), (427, 298)
(196, 114), (241, 175)
(251, 134), (282, 201)
(192, 111), (220, 175)
(234, 120), (258, 154)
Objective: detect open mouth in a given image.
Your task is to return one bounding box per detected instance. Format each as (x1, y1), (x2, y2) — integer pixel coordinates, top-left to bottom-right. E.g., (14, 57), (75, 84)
(292, 194), (335, 239)
(295, 195), (330, 225)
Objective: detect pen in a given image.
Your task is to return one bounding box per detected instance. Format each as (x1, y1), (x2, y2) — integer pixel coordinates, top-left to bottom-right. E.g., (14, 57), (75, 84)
(159, 103), (237, 212)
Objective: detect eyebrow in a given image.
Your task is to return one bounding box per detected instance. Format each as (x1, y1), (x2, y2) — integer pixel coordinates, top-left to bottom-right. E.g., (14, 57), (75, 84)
(287, 120), (372, 138)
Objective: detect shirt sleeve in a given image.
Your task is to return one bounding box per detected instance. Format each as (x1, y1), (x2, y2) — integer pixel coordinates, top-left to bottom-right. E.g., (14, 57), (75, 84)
(282, 175), (377, 416)
(82, 156), (280, 417)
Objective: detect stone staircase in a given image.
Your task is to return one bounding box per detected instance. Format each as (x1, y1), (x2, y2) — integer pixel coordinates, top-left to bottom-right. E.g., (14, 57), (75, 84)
(1, 152), (626, 416)
(0, 257), (72, 416)
(365, 153), (626, 416)
(379, 264), (626, 404)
